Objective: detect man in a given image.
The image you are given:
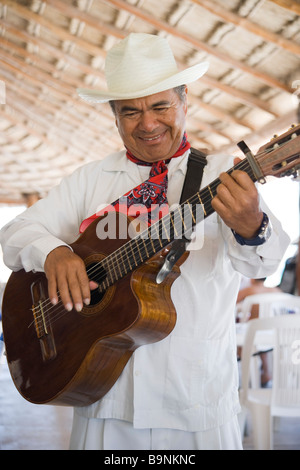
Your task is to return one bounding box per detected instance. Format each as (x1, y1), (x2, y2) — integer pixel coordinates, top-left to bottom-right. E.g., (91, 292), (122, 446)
(0, 33), (290, 450)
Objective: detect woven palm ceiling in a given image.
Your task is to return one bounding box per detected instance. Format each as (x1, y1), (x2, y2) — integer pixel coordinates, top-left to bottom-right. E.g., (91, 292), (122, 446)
(0, 0), (299, 204)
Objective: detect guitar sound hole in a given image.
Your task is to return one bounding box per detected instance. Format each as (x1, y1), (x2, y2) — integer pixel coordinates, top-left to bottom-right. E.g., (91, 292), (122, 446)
(87, 262), (107, 306)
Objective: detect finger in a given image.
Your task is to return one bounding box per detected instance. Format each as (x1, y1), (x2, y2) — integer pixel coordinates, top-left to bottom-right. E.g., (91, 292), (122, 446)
(230, 169), (255, 191)
(234, 157), (242, 166)
(219, 172), (241, 194)
(64, 268), (87, 312)
(56, 273), (74, 312)
(47, 273), (59, 306)
(76, 269), (93, 307)
(214, 179), (235, 209)
(89, 281), (99, 290)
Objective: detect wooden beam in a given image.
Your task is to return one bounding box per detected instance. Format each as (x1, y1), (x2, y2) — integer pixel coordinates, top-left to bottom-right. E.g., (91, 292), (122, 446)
(267, 0), (300, 16)
(103, 0), (293, 93)
(218, 109), (299, 154)
(0, 11), (277, 120)
(0, 18), (104, 77)
(46, 0), (125, 40)
(4, 0), (107, 58)
(199, 75), (279, 116)
(0, 18), (255, 131)
(190, 0), (300, 56)
(0, 46), (119, 138)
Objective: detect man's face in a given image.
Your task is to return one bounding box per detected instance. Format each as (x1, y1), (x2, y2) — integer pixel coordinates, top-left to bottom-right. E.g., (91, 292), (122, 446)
(113, 87), (188, 163)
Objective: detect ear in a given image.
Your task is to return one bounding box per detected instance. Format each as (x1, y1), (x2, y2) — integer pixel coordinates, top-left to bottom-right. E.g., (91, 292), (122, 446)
(183, 86), (188, 115)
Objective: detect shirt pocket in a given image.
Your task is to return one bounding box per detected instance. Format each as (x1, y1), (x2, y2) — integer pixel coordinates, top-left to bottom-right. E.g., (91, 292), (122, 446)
(163, 336), (208, 411)
(163, 335), (230, 411)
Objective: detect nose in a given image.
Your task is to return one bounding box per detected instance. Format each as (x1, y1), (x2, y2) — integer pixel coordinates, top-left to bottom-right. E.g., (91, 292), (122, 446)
(138, 110), (158, 133)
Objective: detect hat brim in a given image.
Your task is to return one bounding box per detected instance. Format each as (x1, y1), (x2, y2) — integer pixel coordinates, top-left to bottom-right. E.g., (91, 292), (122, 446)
(77, 61), (209, 103)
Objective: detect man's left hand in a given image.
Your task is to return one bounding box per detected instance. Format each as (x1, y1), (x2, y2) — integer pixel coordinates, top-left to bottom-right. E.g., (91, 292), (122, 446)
(211, 159), (263, 239)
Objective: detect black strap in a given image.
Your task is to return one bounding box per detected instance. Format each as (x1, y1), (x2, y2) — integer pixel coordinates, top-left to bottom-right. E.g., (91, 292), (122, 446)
(164, 147), (207, 264)
(156, 147), (208, 275)
(179, 147), (207, 204)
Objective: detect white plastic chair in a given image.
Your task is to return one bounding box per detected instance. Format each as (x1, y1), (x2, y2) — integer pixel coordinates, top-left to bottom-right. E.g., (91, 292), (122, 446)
(239, 315), (300, 450)
(239, 292), (296, 323)
(238, 293), (298, 391)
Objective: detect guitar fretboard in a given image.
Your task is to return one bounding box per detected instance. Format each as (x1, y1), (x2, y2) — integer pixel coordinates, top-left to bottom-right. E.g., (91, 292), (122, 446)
(94, 158), (255, 291)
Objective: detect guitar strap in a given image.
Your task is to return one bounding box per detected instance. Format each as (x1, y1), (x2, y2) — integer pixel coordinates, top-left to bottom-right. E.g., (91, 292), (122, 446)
(158, 147), (207, 280)
(179, 147), (207, 204)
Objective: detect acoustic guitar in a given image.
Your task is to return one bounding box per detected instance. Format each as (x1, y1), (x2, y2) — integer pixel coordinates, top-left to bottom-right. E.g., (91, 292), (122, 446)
(2, 125), (300, 406)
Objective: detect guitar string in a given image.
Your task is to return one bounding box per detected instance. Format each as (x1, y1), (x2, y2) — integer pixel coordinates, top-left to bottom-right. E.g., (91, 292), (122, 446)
(31, 137), (297, 331)
(30, 156), (259, 330)
(70, 141), (282, 286)
(33, 141), (279, 320)
(31, 158), (254, 331)
(34, 130), (300, 318)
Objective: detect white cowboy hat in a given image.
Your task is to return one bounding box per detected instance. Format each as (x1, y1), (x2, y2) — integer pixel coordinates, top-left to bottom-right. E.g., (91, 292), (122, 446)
(77, 33), (209, 103)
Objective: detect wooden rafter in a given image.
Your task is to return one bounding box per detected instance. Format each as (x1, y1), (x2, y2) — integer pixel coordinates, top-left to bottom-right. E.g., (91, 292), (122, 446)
(0, 0), (298, 204)
(191, 0), (300, 56)
(267, 0), (300, 15)
(0, 18), (258, 130)
(2, 2), (281, 118)
(102, 0), (293, 92)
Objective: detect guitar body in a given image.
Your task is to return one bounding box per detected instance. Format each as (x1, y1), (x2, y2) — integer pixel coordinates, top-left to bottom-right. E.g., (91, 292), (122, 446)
(2, 214), (186, 406)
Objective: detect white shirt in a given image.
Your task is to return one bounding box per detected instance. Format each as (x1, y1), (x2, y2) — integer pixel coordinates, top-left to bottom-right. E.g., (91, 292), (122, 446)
(0, 149), (290, 432)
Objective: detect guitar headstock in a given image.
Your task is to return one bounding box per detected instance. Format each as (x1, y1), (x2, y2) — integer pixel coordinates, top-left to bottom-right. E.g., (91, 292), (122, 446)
(255, 124), (300, 179)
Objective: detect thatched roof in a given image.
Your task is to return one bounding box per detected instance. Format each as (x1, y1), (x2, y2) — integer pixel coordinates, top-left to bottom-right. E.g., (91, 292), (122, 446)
(0, 0), (299, 204)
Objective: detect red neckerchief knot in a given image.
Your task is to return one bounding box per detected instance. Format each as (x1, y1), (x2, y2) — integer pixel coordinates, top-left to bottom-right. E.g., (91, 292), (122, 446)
(79, 133), (190, 233)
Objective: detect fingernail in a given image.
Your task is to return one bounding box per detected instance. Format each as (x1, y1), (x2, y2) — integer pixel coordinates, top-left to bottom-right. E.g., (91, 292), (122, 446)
(84, 298), (90, 306)
(65, 303), (73, 312)
(51, 298), (58, 305)
(75, 303), (83, 312)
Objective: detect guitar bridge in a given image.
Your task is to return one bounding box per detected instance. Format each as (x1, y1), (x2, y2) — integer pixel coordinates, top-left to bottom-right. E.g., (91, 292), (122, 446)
(31, 279), (57, 362)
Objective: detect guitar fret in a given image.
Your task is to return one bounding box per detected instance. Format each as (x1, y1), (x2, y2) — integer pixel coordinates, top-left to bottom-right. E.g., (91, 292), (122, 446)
(173, 206), (186, 236)
(129, 242), (138, 267)
(187, 201), (196, 224)
(169, 211), (178, 238)
(161, 218), (171, 242)
(124, 245), (133, 271)
(196, 193), (207, 216)
(141, 237), (149, 258)
(134, 238), (143, 262)
(151, 223), (163, 248)
(148, 232), (156, 253)
(110, 256), (119, 281)
(120, 249), (128, 276)
(102, 258), (115, 285)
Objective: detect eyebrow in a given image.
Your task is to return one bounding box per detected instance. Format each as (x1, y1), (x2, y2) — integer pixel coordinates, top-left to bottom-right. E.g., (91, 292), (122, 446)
(119, 100), (171, 114)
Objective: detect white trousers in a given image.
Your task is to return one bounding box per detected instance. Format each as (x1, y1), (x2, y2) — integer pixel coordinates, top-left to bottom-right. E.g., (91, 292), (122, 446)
(69, 412), (243, 450)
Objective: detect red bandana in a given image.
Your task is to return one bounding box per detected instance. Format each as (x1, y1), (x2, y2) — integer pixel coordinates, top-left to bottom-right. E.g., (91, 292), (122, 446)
(79, 133), (190, 233)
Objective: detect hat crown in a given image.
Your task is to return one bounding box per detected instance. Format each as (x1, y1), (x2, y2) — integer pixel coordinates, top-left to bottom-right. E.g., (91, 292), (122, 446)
(105, 33), (178, 94)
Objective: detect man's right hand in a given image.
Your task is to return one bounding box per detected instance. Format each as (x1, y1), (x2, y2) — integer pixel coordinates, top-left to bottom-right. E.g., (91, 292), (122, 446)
(44, 246), (97, 312)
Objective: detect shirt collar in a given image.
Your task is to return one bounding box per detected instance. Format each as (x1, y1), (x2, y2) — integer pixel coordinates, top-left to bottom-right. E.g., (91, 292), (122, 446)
(102, 148), (191, 174)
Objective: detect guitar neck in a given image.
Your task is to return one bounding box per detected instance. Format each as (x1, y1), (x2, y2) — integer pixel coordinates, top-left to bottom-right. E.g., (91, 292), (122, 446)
(97, 158), (255, 292)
